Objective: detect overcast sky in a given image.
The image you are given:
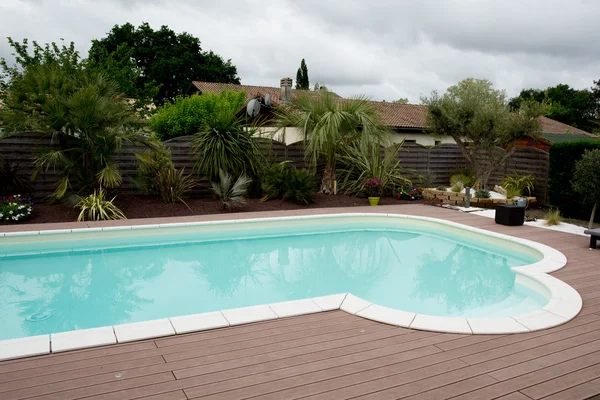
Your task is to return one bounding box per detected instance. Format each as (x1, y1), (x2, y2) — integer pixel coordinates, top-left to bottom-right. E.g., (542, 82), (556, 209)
(1, 0), (598, 103)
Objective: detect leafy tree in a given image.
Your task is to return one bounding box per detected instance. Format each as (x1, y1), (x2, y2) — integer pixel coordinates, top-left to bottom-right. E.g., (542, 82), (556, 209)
(0, 60), (155, 200)
(393, 98), (409, 104)
(149, 90), (246, 140)
(295, 59), (309, 90)
(509, 84), (598, 132)
(88, 22), (240, 105)
(0, 37), (81, 88)
(422, 78), (545, 189)
(572, 149), (600, 228)
(276, 89), (389, 194)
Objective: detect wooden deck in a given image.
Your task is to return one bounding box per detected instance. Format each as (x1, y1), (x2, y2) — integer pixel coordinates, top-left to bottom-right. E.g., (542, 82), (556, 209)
(1, 204), (599, 400)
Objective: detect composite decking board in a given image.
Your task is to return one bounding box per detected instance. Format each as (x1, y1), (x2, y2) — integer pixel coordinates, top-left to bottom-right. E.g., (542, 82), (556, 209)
(1, 204), (599, 400)
(449, 350), (600, 399)
(542, 377), (600, 400)
(154, 309), (352, 348)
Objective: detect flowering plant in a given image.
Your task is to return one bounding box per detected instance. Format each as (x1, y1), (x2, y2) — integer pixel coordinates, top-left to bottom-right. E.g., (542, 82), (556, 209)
(365, 178), (382, 197)
(397, 183), (423, 200)
(0, 194), (33, 223)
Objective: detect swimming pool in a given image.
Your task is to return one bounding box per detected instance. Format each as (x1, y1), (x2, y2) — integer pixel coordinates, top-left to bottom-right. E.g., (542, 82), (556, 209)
(0, 213), (582, 359)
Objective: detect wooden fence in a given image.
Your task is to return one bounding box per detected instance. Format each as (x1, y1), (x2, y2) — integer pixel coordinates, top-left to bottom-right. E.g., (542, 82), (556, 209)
(0, 133), (549, 203)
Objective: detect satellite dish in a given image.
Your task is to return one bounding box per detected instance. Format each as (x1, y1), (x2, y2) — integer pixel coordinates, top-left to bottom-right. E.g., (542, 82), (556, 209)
(246, 99), (261, 117)
(264, 93), (271, 106)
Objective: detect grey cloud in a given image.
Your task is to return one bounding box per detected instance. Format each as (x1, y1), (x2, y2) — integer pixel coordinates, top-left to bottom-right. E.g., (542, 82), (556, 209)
(1, 0), (598, 103)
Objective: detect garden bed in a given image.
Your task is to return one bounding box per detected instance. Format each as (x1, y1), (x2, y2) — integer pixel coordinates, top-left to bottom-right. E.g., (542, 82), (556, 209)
(7, 195), (425, 225)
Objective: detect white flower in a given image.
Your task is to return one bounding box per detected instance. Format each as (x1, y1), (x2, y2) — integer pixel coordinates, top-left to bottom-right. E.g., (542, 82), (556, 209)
(9, 211), (13, 214)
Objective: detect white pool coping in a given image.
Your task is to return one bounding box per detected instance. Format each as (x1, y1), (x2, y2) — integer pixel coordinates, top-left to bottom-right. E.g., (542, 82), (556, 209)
(0, 213), (582, 361)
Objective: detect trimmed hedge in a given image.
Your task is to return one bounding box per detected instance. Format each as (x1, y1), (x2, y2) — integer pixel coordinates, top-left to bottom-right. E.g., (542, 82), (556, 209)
(548, 140), (600, 220)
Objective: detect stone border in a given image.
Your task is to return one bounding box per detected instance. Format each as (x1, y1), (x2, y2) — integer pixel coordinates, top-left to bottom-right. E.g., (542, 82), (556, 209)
(0, 213), (582, 360)
(422, 188), (537, 208)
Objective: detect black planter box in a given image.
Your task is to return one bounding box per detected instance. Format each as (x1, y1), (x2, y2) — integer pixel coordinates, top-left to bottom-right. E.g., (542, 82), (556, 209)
(495, 205), (525, 226)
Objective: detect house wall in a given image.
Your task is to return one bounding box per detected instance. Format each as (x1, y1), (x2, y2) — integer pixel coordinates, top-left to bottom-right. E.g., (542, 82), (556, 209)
(255, 127), (455, 146)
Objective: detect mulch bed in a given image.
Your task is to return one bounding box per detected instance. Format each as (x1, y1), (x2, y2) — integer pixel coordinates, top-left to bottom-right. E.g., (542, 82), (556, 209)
(15, 195), (426, 225)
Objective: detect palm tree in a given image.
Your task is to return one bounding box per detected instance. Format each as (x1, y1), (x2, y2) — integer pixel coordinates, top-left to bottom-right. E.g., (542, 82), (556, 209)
(276, 90), (389, 194)
(0, 63), (155, 200)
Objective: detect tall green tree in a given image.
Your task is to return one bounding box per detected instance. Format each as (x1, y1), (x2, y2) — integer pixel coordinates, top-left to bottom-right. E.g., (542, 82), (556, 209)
(572, 149), (600, 228)
(276, 89), (389, 194)
(393, 98), (409, 104)
(509, 84), (598, 132)
(295, 59), (309, 90)
(423, 78), (545, 189)
(88, 22), (240, 105)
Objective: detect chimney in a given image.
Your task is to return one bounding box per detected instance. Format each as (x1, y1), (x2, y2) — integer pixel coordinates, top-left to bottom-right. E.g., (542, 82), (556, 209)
(280, 77), (292, 103)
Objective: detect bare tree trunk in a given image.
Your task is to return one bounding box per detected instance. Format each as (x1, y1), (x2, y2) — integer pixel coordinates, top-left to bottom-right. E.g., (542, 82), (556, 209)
(320, 161), (336, 194)
(589, 201), (598, 229)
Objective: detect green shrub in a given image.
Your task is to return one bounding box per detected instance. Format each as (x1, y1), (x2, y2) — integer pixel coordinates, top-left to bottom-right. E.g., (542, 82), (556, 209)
(572, 149), (600, 228)
(501, 173), (535, 196)
(505, 187), (521, 199)
(0, 158), (32, 196)
(450, 173), (475, 188)
(418, 170), (437, 189)
(475, 189), (491, 198)
(75, 189), (126, 221)
(337, 139), (410, 196)
(149, 91), (246, 140)
(0, 194), (33, 223)
(155, 167), (197, 205)
(211, 170), (252, 210)
(451, 181), (464, 193)
(133, 143), (174, 195)
(261, 162), (315, 204)
(549, 140), (600, 221)
(435, 186), (447, 191)
(545, 209), (561, 226)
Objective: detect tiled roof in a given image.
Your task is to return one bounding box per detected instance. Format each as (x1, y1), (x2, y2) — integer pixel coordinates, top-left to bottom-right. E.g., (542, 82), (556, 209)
(371, 101), (596, 137)
(190, 81), (341, 105)
(190, 81), (596, 137)
(537, 116), (595, 136)
(369, 101), (429, 129)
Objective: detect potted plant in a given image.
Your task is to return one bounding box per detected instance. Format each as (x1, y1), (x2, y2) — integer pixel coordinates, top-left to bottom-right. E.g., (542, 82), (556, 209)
(365, 178), (382, 206)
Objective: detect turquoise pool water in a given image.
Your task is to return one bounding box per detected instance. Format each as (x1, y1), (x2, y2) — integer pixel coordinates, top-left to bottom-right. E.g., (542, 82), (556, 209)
(0, 216), (547, 340)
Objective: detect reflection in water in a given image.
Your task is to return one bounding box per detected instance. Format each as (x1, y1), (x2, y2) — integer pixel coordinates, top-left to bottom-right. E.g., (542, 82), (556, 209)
(0, 229), (540, 340)
(414, 245), (515, 315)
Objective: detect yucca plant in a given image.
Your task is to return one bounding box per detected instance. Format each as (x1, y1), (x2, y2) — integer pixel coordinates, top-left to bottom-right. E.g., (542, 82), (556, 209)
(211, 169), (252, 210)
(192, 110), (258, 180)
(501, 173), (535, 196)
(155, 167), (196, 205)
(75, 188), (126, 221)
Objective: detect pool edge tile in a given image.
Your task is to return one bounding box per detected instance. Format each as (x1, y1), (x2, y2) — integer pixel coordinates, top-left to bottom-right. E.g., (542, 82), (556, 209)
(311, 293), (347, 311)
(268, 299), (323, 318)
(113, 319), (175, 343)
(221, 305), (279, 326)
(51, 326), (116, 352)
(0, 335), (50, 361)
(340, 294), (371, 315)
(466, 317), (530, 334)
(169, 312), (230, 334)
(513, 309), (568, 332)
(357, 304), (415, 328)
(410, 314), (472, 334)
